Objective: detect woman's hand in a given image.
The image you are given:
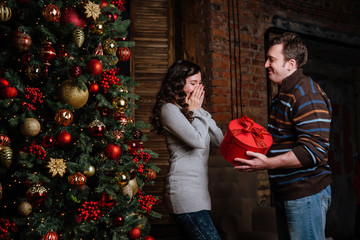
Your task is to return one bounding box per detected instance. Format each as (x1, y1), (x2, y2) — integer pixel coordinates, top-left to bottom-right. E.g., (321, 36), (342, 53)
(185, 85), (204, 111)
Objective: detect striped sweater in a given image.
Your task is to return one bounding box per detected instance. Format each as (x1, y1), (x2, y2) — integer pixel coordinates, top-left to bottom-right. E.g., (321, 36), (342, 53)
(267, 68), (332, 201)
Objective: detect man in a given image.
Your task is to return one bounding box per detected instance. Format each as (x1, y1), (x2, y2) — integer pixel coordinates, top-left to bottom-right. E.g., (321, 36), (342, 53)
(234, 32), (332, 239)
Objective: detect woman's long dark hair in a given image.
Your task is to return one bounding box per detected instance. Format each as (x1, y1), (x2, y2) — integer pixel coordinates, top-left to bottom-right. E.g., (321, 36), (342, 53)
(150, 60), (204, 135)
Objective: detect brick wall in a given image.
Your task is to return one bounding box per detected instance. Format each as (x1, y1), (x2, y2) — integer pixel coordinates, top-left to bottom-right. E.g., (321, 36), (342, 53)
(196, 0), (360, 126)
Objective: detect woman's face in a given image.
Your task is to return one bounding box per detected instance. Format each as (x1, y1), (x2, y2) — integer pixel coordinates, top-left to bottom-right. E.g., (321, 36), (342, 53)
(183, 72), (202, 98)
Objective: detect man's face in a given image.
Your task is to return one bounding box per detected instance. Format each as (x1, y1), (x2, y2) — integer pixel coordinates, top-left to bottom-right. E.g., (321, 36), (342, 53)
(265, 44), (292, 85)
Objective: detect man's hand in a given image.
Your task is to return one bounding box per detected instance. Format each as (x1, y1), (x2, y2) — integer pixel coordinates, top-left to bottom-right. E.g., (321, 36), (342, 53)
(234, 150), (303, 171)
(234, 151), (270, 172)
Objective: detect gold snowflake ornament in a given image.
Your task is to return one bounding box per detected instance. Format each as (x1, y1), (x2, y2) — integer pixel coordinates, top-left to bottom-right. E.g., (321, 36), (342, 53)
(84, 1), (101, 21)
(46, 158), (67, 177)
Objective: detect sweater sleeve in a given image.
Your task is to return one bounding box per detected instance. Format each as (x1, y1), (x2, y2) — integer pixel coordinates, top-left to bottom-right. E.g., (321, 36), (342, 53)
(291, 92), (332, 167)
(160, 103), (209, 149)
(199, 108), (224, 147)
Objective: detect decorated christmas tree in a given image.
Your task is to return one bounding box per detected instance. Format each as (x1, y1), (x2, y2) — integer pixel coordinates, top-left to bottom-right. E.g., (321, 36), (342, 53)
(0, 0), (160, 239)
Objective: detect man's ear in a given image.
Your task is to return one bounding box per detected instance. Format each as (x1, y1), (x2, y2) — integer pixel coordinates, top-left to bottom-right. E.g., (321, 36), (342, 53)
(287, 59), (297, 71)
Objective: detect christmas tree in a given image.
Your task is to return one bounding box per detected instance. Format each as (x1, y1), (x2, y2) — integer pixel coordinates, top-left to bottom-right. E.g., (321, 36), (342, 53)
(0, 0), (160, 239)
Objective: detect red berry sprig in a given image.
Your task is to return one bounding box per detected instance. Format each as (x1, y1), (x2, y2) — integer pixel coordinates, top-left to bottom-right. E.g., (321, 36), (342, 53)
(132, 151), (151, 164)
(100, 69), (120, 92)
(22, 87), (44, 111)
(111, 0), (126, 11)
(0, 218), (17, 240)
(22, 102), (36, 111)
(25, 87), (44, 103)
(138, 190), (160, 214)
(23, 142), (47, 160)
(76, 201), (103, 222)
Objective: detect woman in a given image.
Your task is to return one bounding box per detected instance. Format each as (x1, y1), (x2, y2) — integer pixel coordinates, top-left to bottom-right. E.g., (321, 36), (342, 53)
(151, 60), (223, 240)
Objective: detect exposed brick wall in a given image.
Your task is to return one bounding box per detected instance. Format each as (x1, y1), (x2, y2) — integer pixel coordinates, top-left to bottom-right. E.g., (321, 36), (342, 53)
(193, 0), (360, 207)
(196, 0), (360, 125)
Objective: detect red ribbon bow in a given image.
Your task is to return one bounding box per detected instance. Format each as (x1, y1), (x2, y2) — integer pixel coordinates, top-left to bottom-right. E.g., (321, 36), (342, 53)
(231, 115), (269, 148)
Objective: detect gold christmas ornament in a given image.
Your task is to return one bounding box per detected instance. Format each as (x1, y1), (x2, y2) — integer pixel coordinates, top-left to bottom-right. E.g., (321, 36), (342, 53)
(58, 80), (89, 109)
(112, 97), (128, 112)
(122, 178), (139, 198)
(83, 0), (101, 21)
(46, 158), (67, 177)
(105, 55), (119, 66)
(73, 27), (85, 47)
(0, 145), (12, 168)
(20, 118), (41, 136)
(103, 38), (117, 55)
(0, 2), (12, 22)
(84, 164), (95, 177)
(25, 64), (42, 81)
(18, 201), (33, 216)
(90, 21), (104, 35)
(114, 171), (129, 188)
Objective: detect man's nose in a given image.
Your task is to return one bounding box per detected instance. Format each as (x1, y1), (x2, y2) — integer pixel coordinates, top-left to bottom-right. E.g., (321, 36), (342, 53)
(264, 59), (270, 68)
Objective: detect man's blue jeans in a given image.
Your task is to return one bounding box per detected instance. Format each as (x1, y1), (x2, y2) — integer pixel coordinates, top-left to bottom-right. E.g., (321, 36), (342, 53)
(275, 185), (331, 240)
(171, 210), (221, 240)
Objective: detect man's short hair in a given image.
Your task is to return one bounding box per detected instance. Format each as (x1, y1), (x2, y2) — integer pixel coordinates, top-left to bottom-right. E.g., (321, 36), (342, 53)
(270, 32), (308, 68)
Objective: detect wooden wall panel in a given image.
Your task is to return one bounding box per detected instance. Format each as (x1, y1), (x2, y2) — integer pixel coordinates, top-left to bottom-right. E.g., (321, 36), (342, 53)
(130, 0), (173, 223)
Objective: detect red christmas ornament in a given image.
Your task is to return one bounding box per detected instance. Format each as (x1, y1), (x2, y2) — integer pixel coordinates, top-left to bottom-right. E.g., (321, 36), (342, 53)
(86, 59), (103, 76)
(0, 78), (9, 87)
(133, 130), (143, 139)
(61, 7), (85, 28)
(58, 47), (70, 59)
(89, 82), (99, 94)
(2, 87), (18, 98)
(26, 184), (47, 206)
(41, 136), (56, 148)
(128, 139), (140, 152)
(0, 134), (11, 146)
(100, 0), (110, 8)
(54, 109), (73, 126)
(88, 119), (106, 137)
(13, 31), (32, 52)
(143, 236), (155, 240)
(68, 65), (82, 78)
(68, 172), (87, 187)
(56, 131), (72, 146)
(40, 42), (56, 63)
(41, 42), (56, 76)
(144, 169), (157, 181)
(43, 4), (61, 22)
(116, 47), (130, 61)
(44, 230), (59, 240)
(129, 227), (141, 240)
(114, 112), (127, 126)
(113, 216), (125, 226)
(104, 143), (121, 160)
(113, 130), (124, 140)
